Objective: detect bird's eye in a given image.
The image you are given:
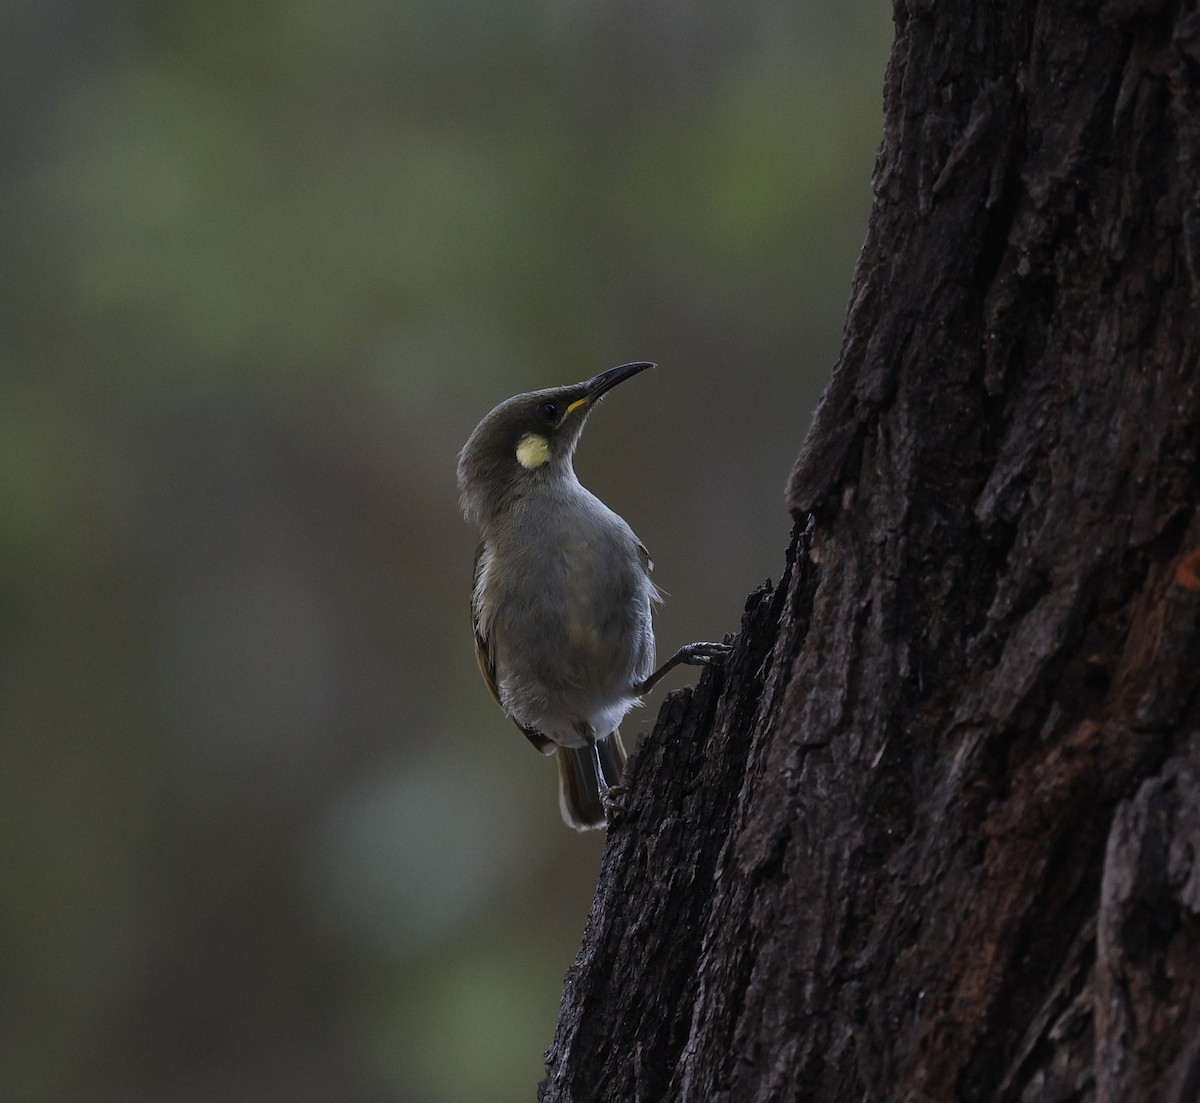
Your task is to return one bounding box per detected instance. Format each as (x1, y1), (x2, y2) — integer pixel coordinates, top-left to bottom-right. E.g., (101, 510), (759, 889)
(538, 402), (558, 422)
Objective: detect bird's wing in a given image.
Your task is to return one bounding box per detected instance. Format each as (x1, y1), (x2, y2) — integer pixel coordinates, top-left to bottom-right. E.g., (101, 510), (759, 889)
(471, 544), (503, 708)
(472, 543), (555, 756)
(636, 539), (665, 607)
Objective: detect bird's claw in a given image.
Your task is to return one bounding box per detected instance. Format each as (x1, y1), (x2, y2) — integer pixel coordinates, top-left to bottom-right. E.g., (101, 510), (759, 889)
(684, 641), (734, 665)
(633, 638), (736, 695)
(601, 782), (627, 824)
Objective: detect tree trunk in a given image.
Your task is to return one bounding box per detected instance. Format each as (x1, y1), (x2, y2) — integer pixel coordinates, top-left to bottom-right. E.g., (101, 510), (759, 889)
(539, 2), (1200, 1101)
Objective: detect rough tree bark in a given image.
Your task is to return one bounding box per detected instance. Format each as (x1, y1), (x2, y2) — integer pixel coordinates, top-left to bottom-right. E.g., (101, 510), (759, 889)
(539, 2), (1200, 1101)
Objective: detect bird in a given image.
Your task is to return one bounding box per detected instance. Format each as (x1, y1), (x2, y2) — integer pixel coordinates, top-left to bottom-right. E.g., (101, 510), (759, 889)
(457, 361), (732, 830)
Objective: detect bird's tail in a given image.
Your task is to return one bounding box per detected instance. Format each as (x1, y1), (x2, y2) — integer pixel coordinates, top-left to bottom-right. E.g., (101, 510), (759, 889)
(556, 729), (627, 831)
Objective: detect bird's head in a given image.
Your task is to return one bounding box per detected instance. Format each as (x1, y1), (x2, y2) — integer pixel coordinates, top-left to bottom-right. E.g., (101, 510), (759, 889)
(457, 361), (653, 527)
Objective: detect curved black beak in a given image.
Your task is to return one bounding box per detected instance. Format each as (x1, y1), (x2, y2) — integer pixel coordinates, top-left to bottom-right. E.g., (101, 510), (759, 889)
(563, 361), (654, 418)
(586, 360), (654, 399)
(580, 360), (655, 403)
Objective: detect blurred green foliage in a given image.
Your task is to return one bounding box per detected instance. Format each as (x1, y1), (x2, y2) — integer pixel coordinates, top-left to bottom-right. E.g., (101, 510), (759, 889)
(0, 1), (891, 1099)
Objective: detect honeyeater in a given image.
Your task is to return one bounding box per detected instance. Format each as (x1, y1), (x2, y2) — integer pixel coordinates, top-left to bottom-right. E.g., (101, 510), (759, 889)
(457, 361), (730, 830)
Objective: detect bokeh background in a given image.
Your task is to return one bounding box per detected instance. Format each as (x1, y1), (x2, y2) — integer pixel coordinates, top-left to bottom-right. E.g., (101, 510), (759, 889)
(1, 2), (892, 1100)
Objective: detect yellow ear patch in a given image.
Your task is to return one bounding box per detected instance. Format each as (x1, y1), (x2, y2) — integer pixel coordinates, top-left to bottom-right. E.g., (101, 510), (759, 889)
(516, 432), (551, 469)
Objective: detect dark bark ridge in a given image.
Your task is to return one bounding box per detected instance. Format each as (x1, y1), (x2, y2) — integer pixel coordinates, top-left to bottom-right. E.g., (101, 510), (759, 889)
(542, 3), (1200, 1101)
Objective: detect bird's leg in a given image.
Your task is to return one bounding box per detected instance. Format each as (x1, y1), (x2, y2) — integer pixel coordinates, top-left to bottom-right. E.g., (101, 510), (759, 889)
(589, 740), (610, 797)
(590, 739), (627, 823)
(633, 640), (734, 696)
(577, 720), (618, 812)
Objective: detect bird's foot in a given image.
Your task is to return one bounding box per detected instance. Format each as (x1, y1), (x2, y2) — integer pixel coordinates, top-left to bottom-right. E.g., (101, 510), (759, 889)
(679, 641), (734, 666)
(600, 782), (627, 825)
(634, 638), (735, 695)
